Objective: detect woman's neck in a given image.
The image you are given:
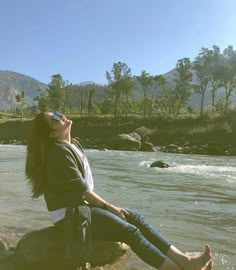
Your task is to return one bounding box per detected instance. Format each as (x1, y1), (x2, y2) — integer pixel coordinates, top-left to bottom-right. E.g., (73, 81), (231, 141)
(57, 134), (71, 145)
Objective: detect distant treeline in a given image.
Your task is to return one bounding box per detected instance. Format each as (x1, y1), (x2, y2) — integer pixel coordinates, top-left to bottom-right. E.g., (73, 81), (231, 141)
(15, 44), (236, 119)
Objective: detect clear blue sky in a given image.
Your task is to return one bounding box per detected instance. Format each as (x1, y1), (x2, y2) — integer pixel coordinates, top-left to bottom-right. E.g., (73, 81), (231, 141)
(1, 0), (236, 85)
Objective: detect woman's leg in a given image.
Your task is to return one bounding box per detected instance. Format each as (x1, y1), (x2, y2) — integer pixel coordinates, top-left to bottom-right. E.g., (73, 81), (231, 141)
(90, 207), (176, 269)
(124, 208), (213, 270)
(55, 207), (212, 270)
(124, 208), (171, 255)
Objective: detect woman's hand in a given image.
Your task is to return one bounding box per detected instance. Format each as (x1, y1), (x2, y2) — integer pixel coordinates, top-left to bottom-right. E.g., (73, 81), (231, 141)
(84, 191), (129, 220)
(107, 204), (129, 220)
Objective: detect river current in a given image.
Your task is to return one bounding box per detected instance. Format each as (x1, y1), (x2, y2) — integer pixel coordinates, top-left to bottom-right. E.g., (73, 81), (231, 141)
(0, 145), (235, 269)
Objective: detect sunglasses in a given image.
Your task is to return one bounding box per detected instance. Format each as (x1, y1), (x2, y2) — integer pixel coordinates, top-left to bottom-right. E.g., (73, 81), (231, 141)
(52, 111), (63, 121)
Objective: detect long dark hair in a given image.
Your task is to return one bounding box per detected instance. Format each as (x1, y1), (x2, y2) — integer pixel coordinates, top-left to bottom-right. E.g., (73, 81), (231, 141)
(25, 113), (55, 198)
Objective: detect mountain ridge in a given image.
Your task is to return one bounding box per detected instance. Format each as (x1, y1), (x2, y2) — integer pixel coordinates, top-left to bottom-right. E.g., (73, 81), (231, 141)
(0, 69), (235, 111)
(0, 70), (47, 110)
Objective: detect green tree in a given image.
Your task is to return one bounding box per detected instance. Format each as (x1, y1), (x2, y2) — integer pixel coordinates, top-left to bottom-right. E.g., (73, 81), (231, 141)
(15, 90), (26, 117)
(78, 86), (85, 115)
(147, 75), (166, 117)
(63, 82), (74, 113)
(66, 85), (83, 114)
(106, 62), (132, 118)
(155, 87), (176, 117)
(173, 58), (193, 117)
(47, 74), (65, 111)
(193, 48), (211, 118)
(137, 72), (165, 118)
(34, 88), (48, 112)
(221, 45), (236, 113)
(207, 45), (223, 109)
(99, 98), (113, 114)
(123, 77), (134, 117)
(136, 71), (153, 119)
(87, 84), (96, 115)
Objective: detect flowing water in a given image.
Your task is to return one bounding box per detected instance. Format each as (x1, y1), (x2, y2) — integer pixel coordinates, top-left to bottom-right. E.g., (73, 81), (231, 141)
(0, 145), (235, 269)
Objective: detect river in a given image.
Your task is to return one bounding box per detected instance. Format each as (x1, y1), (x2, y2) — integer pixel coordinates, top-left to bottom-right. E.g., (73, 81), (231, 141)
(0, 145), (235, 269)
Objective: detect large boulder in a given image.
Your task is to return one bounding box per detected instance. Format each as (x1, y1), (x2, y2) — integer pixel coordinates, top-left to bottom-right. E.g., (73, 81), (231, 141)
(141, 142), (155, 152)
(0, 239), (15, 270)
(112, 133), (141, 151)
(0, 239), (8, 251)
(14, 226), (129, 270)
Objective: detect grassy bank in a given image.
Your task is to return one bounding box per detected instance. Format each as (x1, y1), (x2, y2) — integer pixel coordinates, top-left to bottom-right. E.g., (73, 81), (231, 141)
(0, 114), (235, 148)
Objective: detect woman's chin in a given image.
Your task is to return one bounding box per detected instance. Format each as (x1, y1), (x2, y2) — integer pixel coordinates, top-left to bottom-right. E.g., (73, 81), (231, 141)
(66, 119), (72, 126)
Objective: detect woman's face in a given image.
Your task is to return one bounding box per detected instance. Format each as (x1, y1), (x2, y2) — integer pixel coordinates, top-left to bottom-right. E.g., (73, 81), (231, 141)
(44, 112), (72, 138)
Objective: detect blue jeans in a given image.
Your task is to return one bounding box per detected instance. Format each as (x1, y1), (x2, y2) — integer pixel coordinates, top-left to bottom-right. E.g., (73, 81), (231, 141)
(90, 207), (171, 269)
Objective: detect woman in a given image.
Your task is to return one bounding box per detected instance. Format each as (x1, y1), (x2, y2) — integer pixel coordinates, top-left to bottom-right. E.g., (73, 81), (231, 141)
(25, 112), (213, 270)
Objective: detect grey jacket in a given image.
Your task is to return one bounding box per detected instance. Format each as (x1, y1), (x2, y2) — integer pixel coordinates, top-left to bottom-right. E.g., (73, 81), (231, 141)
(44, 139), (92, 265)
(44, 139), (90, 211)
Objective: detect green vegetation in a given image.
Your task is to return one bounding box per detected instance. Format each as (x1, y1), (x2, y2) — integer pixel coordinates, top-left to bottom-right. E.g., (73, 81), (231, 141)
(1, 44), (236, 152)
(15, 90), (26, 117)
(106, 62), (133, 118)
(0, 113), (235, 151)
(22, 44), (234, 120)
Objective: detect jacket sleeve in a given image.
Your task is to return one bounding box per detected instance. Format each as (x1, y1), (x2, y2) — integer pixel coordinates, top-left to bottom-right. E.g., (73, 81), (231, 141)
(46, 144), (90, 206)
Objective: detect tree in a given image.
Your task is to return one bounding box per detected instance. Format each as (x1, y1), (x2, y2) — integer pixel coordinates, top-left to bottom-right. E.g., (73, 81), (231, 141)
(221, 45), (236, 113)
(15, 90), (26, 117)
(147, 75), (166, 117)
(106, 62), (132, 118)
(65, 85), (84, 114)
(173, 58), (193, 117)
(78, 86), (86, 115)
(122, 77), (134, 117)
(137, 72), (165, 118)
(193, 48), (211, 118)
(63, 82), (74, 113)
(87, 84), (96, 115)
(99, 98), (113, 114)
(34, 88), (49, 112)
(136, 71), (153, 119)
(207, 46), (223, 109)
(155, 87), (176, 117)
(47, 74), (65, 111)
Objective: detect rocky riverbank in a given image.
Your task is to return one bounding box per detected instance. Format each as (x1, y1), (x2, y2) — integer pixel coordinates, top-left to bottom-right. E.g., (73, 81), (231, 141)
(1, 137), (236, 156)
(0, 115), (235, 156)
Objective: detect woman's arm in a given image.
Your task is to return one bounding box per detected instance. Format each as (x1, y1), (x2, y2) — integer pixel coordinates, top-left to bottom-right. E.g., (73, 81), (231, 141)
(85, 191), (129, 220)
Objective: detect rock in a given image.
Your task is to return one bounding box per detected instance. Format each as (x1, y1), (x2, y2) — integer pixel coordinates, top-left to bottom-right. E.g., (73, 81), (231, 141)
(89, 241), (128, 266)
(14, 226), (129, 269)
(167, 144), (179, 151)
(135, 126), (153, 139)
(129, 132), (141, 142)
(160, 144), (181, 154)
(0, 250), (15, 263)
(112, 133), (141, 151)
(0, 260), (16, 270)
(0, 240), (15, 269)
(150, 161), (169, 168)
(141, 142), (155, 152)
(0, 239), (8, 251)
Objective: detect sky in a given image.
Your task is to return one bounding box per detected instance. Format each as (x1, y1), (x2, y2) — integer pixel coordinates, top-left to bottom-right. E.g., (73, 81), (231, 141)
(1, 0), (236, 85)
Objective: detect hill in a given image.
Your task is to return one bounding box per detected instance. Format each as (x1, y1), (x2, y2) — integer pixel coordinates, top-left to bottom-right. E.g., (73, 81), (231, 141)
(0, 70), (47, 110)
(0, 69), (235, 111)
